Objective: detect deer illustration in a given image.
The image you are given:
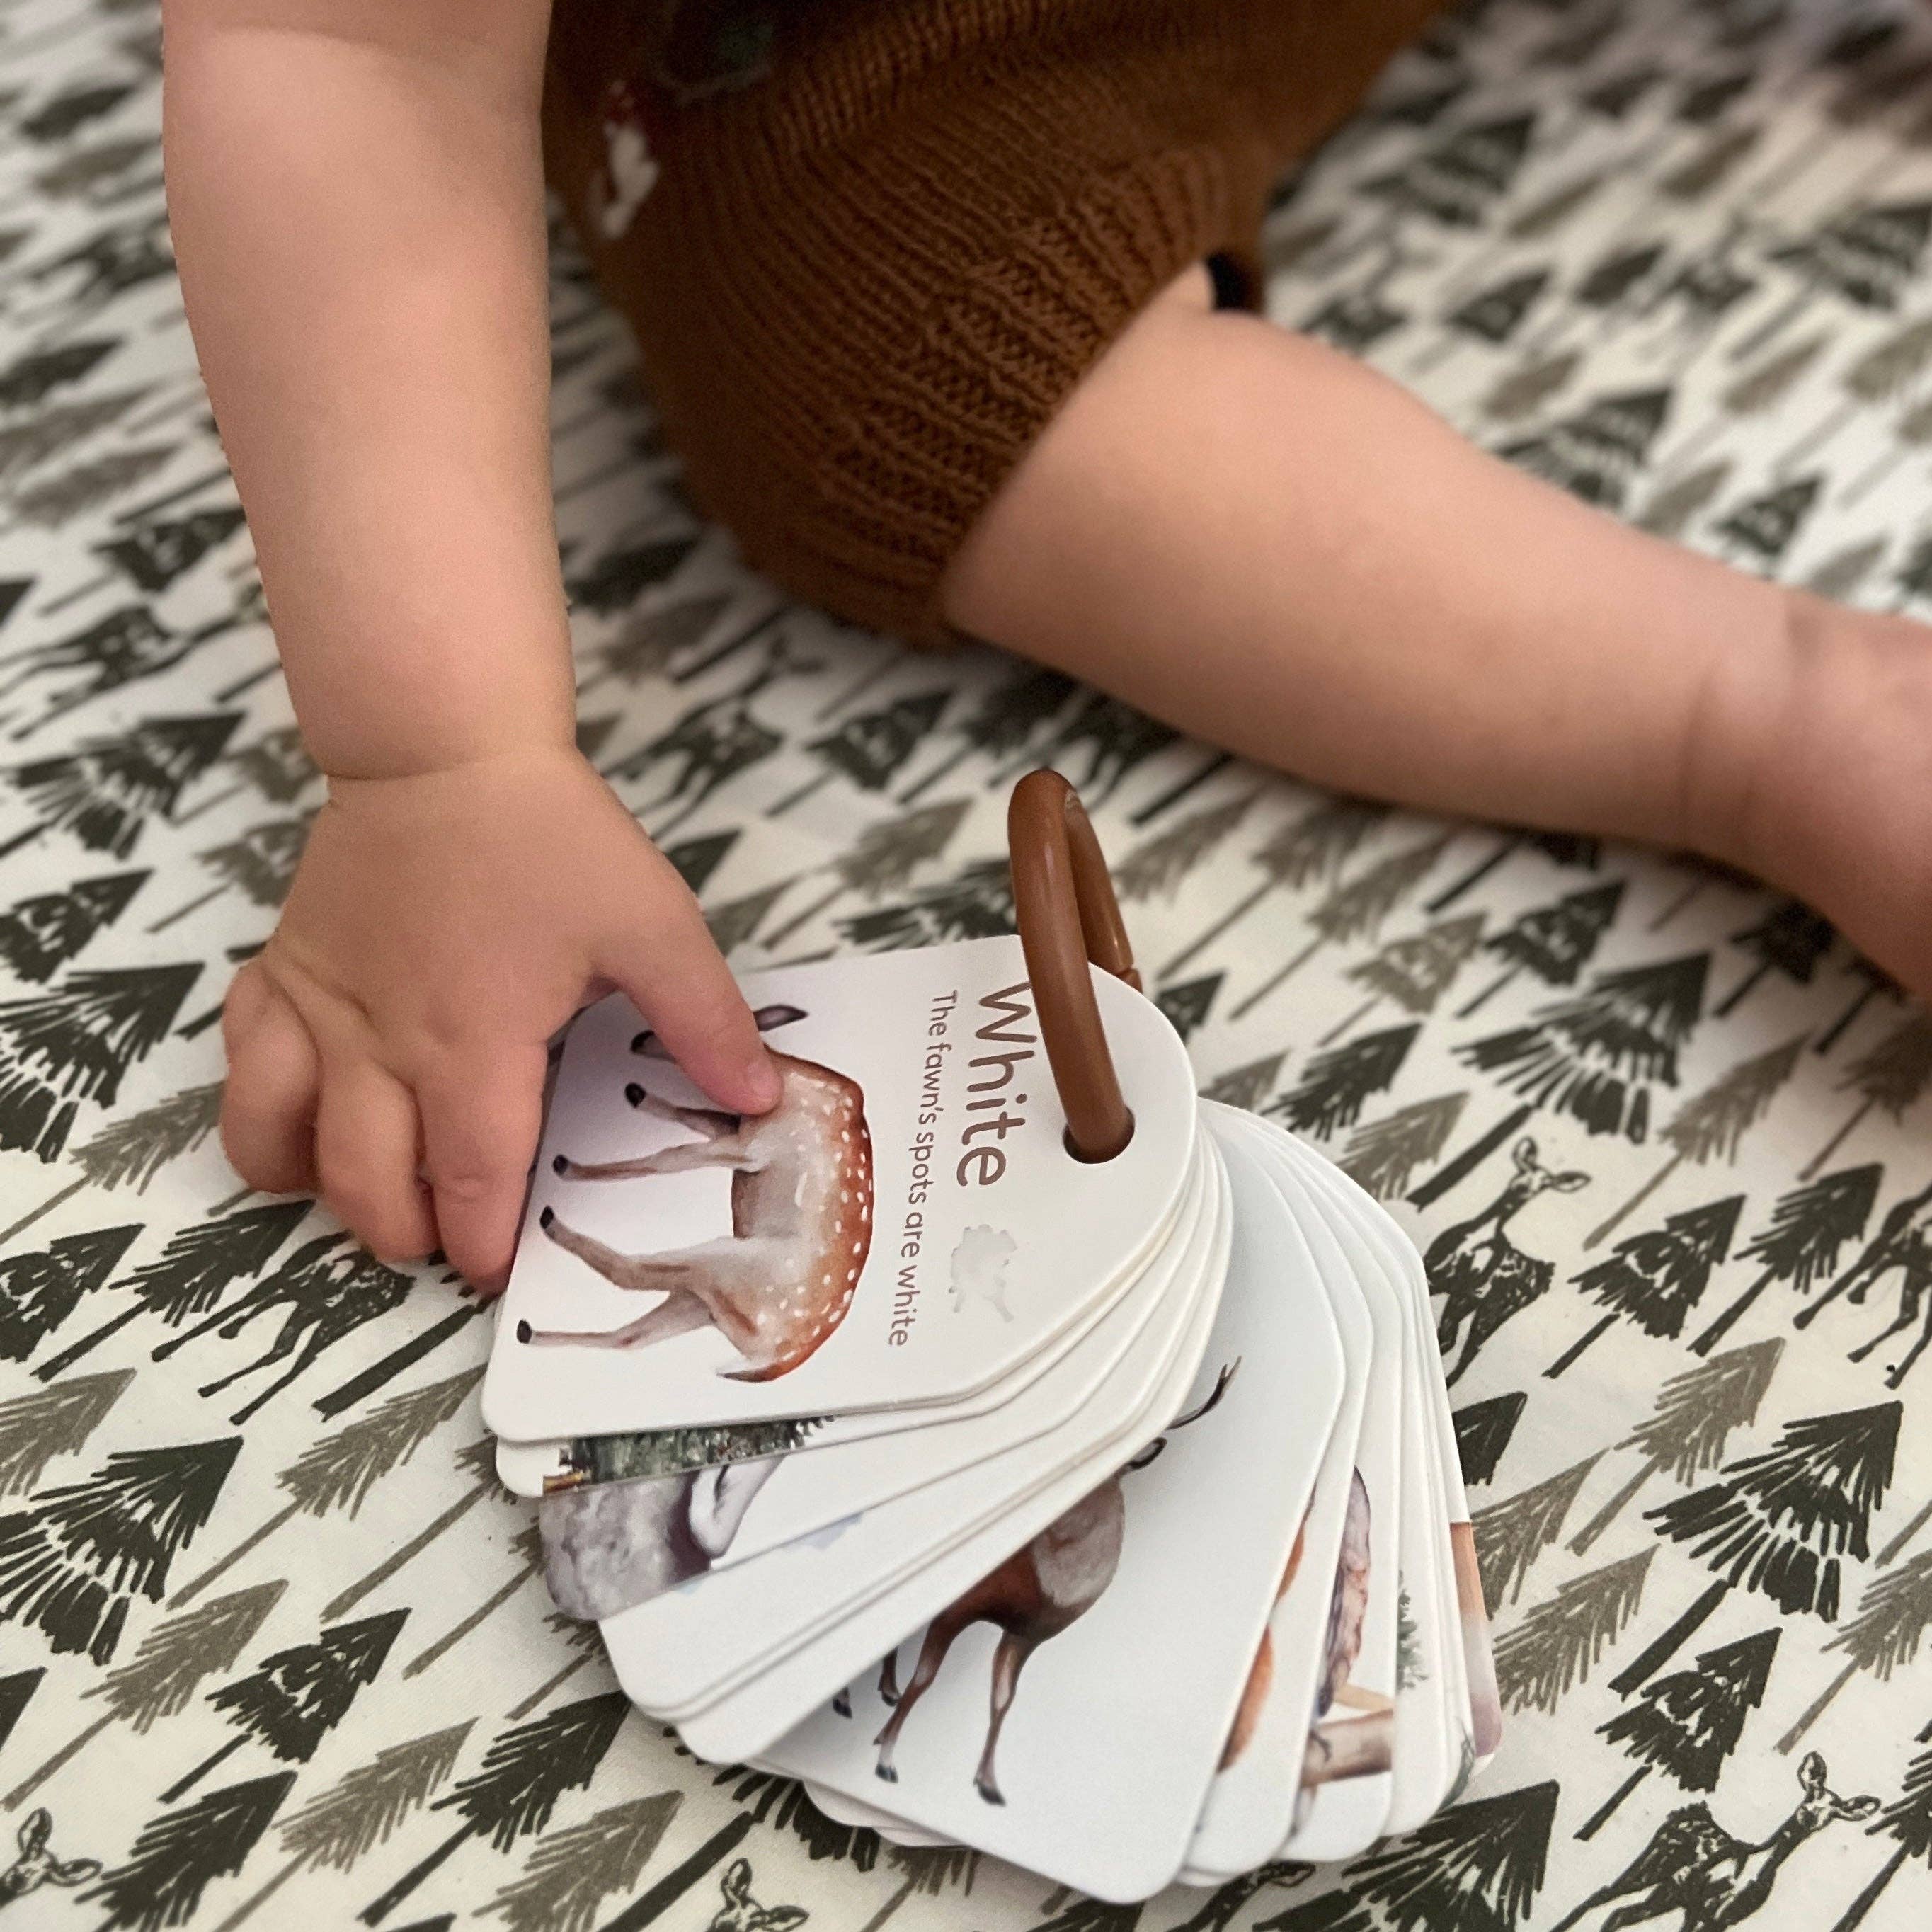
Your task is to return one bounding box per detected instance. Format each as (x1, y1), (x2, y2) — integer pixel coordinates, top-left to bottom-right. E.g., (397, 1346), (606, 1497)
(519, 1005), (875, 1380)
(867, 1364), (1238, 1805)
(1797, 1178), (1932, 1388)
(1427, 1137), (1588, 1385)
(152, 1234), (412, 1424)
(1550, 1752), (1878, 1932)
(708, 1856), (806, 1932)
(0, 1810), (99, 1910)
(542, 1452), (784, 1619)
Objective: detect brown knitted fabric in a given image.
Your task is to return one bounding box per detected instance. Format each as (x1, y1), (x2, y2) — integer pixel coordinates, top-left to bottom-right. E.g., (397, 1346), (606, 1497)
(545, 1), (1444, 644)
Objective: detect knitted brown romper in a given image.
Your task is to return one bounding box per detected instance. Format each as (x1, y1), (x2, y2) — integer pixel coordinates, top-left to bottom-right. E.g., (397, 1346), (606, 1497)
(544, 1), (1444, 644)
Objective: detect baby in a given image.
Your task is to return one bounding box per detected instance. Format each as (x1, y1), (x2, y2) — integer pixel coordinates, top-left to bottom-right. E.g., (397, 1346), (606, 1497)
(168, 0), (1932, 1292)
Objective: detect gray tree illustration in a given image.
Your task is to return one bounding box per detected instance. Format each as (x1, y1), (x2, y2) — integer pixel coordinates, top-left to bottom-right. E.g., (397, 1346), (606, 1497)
(1580, 1627), (1779, 1838)
(840, 856), (1014, 951)
(1012, 691), (1179, 806)
(1232, 832), (1451, 1019)
(1424, 828), (1596, 915)
(1815, 958), (1902, 1056)
(1474, 1454), (1604, 1608)
(1776, 314), (1932, 470)
(1322, 913), (1485, 1044)
(1801, 1012), (1932, 1177)
(211, 1720), (475, 1932)
(359, 1693), (631, 1924)
(1458, 951), (1710, 1144)
(1482, 346), (1579, 424)
(1265, 1024), (1419, 1140)
(482, 1792), (682, 1932)
(1774, 1550), (1932, 1754)
(1494, 1550), (1654, 1716)
(170, 1367), (481, 1610)
(3, 1579), (285, 1810)
(1660, 331), (1824, 476)
(1339, 1092), (1468, 1200)
(0, 387), (148, 486)
(14, 445), (177, 528)
(0, 1367), (132, 1499)
(176, 723), (320, 828)
(1112, 789), (1259, 905)
(37, 1199), (309, 1378)
(770, 687), (950, 816)
(1829, 1737), (1932, 1932)
(1505, 171), (1606, 244)
(1693, 1166), (1882, 1355)
(324, 1437), (507, 1623)
(898, 666), (1074, 801)
(1458, 880), (1625, 1018)
(1803, 535), (1890, 603)
(1739, 197), (1932, 361)
(705, 879), (791, 956)
(1361, 112), (1538, 227)
(1160, 796), (1387, 980)
(400, 1522), (544, 1681)
(0, 1431), (241, 1661)
(762, 796), (973, 947)
(1612, 1400), (1903, 1693)
(0, 867), (144, 981)
(1452, 1389), (1525, 1488)
(0, 1221), (139, 1361)
(1635, 460), (1732, 541)
(0, 960), (202, 1159)
(1549, 1195), (1744, 1377)
(163, 1607), (410, 1802)
(503, 1611), (607, 1722)
(579, 590), (732, 694)
(1199, 1052), (1286, 1114)
(1499, 387), (1673, 510)
(81, 1770), (296, 1932)
(148, 811), (314, 932)
(1571, 1339), (1783, 1557)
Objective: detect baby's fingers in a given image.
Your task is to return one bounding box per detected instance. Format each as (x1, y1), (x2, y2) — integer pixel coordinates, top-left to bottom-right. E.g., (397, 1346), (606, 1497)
(418, 1045), (548, 1296)
(221, 962), (321, 1194)
(314, 1058), (438, 1264)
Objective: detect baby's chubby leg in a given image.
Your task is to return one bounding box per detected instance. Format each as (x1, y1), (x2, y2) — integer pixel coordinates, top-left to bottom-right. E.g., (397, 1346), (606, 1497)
(943, 267), (1932, 1002)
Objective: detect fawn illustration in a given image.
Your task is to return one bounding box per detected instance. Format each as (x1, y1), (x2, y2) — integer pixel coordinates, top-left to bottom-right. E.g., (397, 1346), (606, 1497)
(1550, 1752), (1878, 1932)
(0, 1810), (98, 1909)
(709, 1856), (806, 1932)
(542, 1453), (784, 1619)
(1427, 1138), (1589, 1384)
(1795, 1177), (1932, 1389)
(866, 1364), (1238, 1805)
(520, 1005), (876, 1381)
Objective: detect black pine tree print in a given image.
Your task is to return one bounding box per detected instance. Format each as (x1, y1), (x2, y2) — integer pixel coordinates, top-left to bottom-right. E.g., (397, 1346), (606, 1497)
(91, 504), (250, 595)
(1499, 387), (1673, 509)
(840, 856), (1013, 951)
(1446, 266), (1552, 344)
(1801, 1013), (1932, 1177)
(761, 796), (973, 947)
(0, 1366), (132, 1499)
(1458, 951), (1709, 1143)
(81, 1769), (295, 1932)
(1613, 1400), (1903, 1693)
(216, 1721), (475, 1931)
(0, 711), (239, 858)
(0, 1667), (40, 1755)
(0, 338), (115, 409)
(1330, 1780), (1557, 1930)
(1018, 691), (1179, 806)
(0, 959), (201, 1159)
(1894, 531), (1932, 611)
(1361, 112), (1538, 227)
(360, 1691), (631, 1924)
(1586, 1034), (1806, 1247)
(1548, 1195), (1744, 1376)
(0, 1220), (138, 1361)
(1425, 828), (1597, 915)
(579, 590), (733, 693)
(1571, 1339), (1783, 1557)
(0, 1432), (242, 1662)
(1452, 1390), (1526, 1488)
(1494, 1550), (1654, 1715)
(1266, 1024), (1419, 1140)
(1715, 900), (1835, 1013)
(1474, 1455), (1604, 1608)
(37, 1198), (311, 1378)
(771, 687), (949, 815)
(1693, 1166), (1882, 1354)
(1457, 881), (1625, 1017)
(1155, 973), (1221, 1042)
(38, 1199), (300, 1376)
(1775, 1550), (1932, 1755)
(0, 867), (144, 980)
(164, 1609), (410, 1802)
(563, 535), (698, 615)
(898, 666), (1074, 801)
(1160, 796), (1386, 979)
(705, 879), (790, 956)
(1713, 474), (1824, 568)
(1339, 1092), (1468, 1199)
(1829, 1735), (1932, 1932)
(1776, 315), (1932, 471)
(4, 1581), (286, 1810)
(481, 1792), (682, 1932)
(1580, 1628), (1779, 1838)
(1745, 197), (1932, 359)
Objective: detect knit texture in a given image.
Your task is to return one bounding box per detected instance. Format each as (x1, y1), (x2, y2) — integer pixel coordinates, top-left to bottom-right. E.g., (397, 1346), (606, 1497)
(545, 1), (1445, 643)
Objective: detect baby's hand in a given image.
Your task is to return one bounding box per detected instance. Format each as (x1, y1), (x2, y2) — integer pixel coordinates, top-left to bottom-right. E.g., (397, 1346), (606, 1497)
(219, 745), (778, 1293)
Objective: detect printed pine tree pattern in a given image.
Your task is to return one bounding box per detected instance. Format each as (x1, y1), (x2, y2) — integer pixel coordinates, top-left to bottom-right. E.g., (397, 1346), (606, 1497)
(5, 4), (1932, 1926)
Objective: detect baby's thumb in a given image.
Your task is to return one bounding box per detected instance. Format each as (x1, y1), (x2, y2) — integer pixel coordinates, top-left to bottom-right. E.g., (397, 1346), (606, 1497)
(597, 865), (781, 1116)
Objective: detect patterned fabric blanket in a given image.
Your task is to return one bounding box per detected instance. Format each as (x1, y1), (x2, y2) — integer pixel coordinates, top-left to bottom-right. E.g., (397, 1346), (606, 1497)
(0, 2), (1929, 1928)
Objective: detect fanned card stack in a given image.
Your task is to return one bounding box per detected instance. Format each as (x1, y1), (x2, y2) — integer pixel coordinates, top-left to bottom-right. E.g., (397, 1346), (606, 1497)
(480, 773), (1501, 1903)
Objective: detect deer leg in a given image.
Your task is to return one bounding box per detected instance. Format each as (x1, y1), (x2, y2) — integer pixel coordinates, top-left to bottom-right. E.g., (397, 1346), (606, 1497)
(518, 1291), (711, 1350)
(625, 1090), (743, 1139)
(1599, 1903), (1671, 1932)
(1848, 1301), (1917, 1363)
(873, 1610), (973, 1783)
(974, 1631), (1039, 1806)
(551, 1140), (751, 1182)
(877, 1648), (903, 1706)
(197, 1325), (294, 1399)
(1547, 1886), (1626, 1932)
(1885, 1306), (1932, 1389)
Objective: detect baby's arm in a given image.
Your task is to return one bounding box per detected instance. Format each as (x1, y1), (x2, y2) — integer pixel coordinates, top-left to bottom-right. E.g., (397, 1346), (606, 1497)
(165, 0), (777, 1289)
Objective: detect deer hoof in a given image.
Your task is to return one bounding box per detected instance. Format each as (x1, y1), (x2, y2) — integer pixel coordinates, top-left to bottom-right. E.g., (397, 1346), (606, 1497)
(875, 1764), (898, 1784)
(515, 1320), (533, 1343)
(624, 1081), (646, 1107)
(976, 1778), (1006, 1807)
(539, 1206), (556, 1230)
(551, 1155), (570, 1176)
(631, 1030), (653, 1053)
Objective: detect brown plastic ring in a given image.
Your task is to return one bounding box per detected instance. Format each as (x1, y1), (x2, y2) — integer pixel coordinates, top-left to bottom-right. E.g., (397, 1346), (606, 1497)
(1007, 770), (1141, 1162)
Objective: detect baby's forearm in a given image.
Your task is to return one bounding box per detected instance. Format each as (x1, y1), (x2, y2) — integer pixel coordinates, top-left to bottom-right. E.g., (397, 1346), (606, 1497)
(164, 0), (573, 779)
